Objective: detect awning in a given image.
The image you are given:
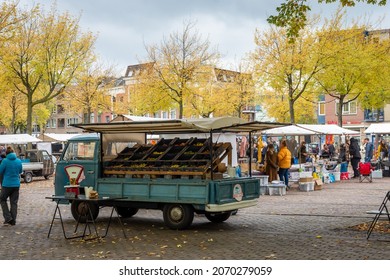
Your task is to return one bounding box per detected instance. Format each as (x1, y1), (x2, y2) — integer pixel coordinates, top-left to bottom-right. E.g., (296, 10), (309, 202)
(263, 124), (319, 136)
(0, 134), (42, 145)
(38, 133), (81, 142)
(72, 117), (290, 134)
(364, 123), (390, 134)
(298, 124), (359, 135)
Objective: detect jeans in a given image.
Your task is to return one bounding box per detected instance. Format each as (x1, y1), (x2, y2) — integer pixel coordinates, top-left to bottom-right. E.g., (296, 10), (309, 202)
(278, 168), (289, 187)
(0, 187), (19, 223)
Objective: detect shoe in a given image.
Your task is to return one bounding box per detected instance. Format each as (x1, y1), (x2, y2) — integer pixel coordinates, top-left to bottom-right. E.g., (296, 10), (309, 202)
(3, 219), (15, 226)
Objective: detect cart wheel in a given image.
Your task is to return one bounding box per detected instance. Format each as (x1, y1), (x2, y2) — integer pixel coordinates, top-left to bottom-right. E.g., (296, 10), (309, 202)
(44, 175), (50, 180)
(163, 204), (194, 230)
(71, 200), (99, 223)
(205, 211), (232, 223)
(24, 172), (33, 183)
(117, 207), (139, 218)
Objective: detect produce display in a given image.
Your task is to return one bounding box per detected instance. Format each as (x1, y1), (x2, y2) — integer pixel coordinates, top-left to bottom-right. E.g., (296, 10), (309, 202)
(103, 137), (232, 178)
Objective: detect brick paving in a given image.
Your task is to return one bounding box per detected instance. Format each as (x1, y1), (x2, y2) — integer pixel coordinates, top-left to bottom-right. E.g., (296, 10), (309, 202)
(0, 176), (389, 260)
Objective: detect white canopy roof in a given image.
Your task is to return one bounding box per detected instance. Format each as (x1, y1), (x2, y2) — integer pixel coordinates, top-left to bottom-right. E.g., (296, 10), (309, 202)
(0, 134), (42, 145)
(364, 123), (390, 134)
(38, 133), (81, 142)
(298, 124), (359, 135)
(263, 124), (318, 136)
(73, 117), (289, 134)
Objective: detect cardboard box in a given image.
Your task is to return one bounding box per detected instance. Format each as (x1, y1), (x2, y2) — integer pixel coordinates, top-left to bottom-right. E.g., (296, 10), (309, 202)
(299, 177), (313, 183)
(314, 179), (323, 190)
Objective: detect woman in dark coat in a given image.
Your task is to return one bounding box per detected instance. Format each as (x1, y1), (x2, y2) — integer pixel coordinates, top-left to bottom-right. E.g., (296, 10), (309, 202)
(265, 144), (278, 182)
(349, 137), (361, 178)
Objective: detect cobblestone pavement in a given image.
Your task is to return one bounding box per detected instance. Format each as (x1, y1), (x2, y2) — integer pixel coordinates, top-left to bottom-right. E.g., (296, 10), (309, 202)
(0, 176), (390, 260)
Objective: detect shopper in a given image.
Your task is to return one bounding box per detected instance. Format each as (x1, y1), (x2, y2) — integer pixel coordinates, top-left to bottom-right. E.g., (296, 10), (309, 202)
(265, 144), (278, 182)
(277, 140), (292, 188)
(349, 138), (361, 178)
(363, 138), (373, 163)
(376, 139), (388, 160)
(0, 146), (23, 226)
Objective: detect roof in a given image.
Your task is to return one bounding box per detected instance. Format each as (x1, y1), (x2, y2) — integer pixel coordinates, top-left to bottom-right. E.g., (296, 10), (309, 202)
(38, 133), (82, 142)
(0, 134), (42, 145)
(72, 117), (289, 134)
(298, 124), (359, 135)
(111, 114), (166, 122)
(364, 122), (390, 134)
(263, 124), (319, 136)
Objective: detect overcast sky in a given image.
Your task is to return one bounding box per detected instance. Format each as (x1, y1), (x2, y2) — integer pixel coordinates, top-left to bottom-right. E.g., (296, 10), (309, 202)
(18, 0), (390, 76)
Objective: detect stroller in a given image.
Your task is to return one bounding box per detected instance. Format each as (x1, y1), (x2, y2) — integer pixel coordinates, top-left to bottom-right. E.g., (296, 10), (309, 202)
(358, 162), (374, 183)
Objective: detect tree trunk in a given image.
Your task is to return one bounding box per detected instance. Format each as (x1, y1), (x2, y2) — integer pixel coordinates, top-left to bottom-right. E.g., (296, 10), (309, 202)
(289, 93), (295, 124)
(338, 97), (344, 127)
(26, 93), (33, 135)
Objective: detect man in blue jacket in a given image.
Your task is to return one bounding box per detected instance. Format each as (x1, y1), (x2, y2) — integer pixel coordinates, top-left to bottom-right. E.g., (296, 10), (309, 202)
(0, 146), (23, 226)
(364, 138), (374, 163)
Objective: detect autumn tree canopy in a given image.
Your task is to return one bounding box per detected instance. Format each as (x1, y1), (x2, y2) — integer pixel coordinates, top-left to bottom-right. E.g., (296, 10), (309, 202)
(268, 0), (387, 40)
(0, 3), (96, 134)
(143, 20), (220, 119)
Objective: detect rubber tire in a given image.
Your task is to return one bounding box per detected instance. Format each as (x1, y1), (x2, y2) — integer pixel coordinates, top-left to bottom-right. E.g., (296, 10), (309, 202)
(163, 204), (194, 230)
(71, 200), (99, 223)
(205, 212), (232, 223)
(24, 172), (33, 183)
(44, 175), (50, 180)
(117, 207), (139, 218)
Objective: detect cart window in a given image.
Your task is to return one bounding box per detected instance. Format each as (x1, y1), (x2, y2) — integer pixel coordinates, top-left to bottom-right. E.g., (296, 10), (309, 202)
(63, 141), (96, 161)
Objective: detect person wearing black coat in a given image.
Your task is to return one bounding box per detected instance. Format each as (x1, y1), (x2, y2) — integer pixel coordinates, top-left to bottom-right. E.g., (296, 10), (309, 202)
(349, 137), (361, 178)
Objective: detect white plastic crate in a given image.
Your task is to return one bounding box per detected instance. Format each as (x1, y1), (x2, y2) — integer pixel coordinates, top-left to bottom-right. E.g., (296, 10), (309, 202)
(268, 183), (286, 196)
(260, 185), (269, 195)
(372, 170), (383, 179)
(299, 171), (312, 178)
(298, 181), (314, 192)
(257, 175), (269, 186)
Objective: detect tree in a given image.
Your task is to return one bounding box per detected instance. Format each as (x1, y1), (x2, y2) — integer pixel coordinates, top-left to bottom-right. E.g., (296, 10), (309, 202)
(252, 18), (325, 123)
(1, 4), (96, 134)
(63, 60), (114, 123)
(143, 20), (219, 118)
(267, 0), (386, 40)
(313, 11), (390, 126)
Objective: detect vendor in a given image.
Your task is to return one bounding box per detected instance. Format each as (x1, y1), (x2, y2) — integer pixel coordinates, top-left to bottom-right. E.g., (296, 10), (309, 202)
(321, 144), (330, 159)
(298, 141), (308, 164)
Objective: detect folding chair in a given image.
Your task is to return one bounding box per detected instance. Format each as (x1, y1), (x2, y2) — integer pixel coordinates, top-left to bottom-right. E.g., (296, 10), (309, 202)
(359, 162), (373, 183)
(367, 191), (390, 240)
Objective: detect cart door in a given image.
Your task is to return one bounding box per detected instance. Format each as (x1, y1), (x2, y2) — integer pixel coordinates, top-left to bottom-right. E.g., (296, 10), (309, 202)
(54, 139), (99, 196)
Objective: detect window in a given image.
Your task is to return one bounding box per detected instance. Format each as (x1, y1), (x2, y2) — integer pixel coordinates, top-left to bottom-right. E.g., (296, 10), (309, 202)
(63, 141), (96, 161)
(170, 109), (176, 119)
(318, 102), (325, 115)
(58, 118), (65, 128)
(57, 105), (65, 114)
(162, 111), (168, 119)
(335, 101), (357, 115)
(67, 118), (78, 127)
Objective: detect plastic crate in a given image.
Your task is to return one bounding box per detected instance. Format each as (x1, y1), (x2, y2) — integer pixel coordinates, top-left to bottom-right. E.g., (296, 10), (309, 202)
(268, 183), (286, 196)
(298, 181), (314, 192)
(260, 185), (269, 195)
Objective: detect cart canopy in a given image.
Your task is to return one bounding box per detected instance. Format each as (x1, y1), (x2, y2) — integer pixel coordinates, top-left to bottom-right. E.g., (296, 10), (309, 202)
(72, 117), (290, 134)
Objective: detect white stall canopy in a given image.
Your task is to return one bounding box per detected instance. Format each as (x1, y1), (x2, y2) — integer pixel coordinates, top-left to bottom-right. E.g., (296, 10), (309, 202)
(263, 124), (318, 136)
(298, 124), (359, 135)
(38, 133), (81, 142)
(364, 123), (390, 134)
(0, 134), (42, 145)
